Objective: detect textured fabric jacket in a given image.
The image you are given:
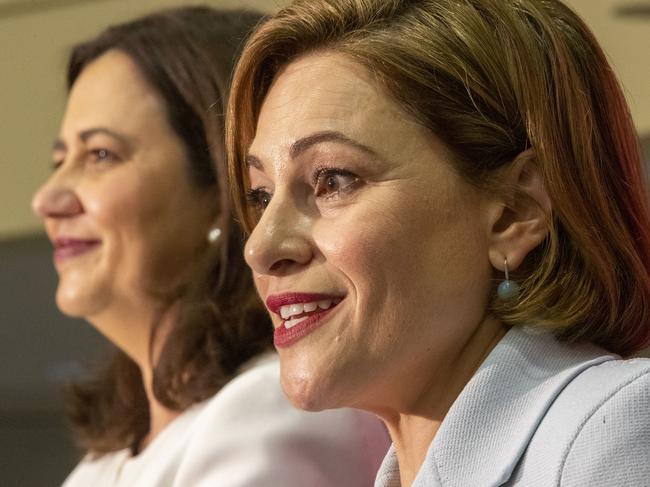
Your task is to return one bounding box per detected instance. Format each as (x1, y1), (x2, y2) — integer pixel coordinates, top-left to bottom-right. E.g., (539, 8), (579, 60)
(375, 327), (650, 487)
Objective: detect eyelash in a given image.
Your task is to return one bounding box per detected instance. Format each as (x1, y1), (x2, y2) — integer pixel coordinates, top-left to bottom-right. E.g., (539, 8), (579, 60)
(50, 148), (120, 171)
(89, 148), (119, 163)
(312, 167), (360, 199)
(246, 167), (361, 212)
(246, 187), (272, 211)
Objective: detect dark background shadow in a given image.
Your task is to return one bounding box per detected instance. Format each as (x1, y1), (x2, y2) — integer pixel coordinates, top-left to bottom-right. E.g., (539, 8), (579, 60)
(0, 235), (105, 486)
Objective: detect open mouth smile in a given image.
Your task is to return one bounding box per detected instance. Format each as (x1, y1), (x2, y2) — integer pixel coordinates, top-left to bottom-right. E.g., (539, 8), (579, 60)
(266, 293), (344, 347)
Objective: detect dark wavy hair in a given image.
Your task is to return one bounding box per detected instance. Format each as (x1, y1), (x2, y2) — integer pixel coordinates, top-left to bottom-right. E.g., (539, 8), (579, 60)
(64, 6), (272, 454)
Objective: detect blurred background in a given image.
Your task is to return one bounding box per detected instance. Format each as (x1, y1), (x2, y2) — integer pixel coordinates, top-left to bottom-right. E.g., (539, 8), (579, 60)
(0, 0), (647, 485)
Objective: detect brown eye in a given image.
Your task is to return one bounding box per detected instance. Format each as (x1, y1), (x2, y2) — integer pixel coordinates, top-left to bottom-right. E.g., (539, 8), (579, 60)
(246, 188), (272, 210)
(325, 175), (341, 191)
(314, 169), (360, 198)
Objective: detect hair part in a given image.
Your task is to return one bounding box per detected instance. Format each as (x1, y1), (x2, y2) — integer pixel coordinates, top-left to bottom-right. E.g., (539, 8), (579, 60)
(227, 0), (650, 355)
(65, 6), (271, 454)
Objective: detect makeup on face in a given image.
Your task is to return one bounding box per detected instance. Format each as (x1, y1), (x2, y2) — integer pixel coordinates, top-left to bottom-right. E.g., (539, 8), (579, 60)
(266, 293), (344, 347)
(243, 53), (493, 413)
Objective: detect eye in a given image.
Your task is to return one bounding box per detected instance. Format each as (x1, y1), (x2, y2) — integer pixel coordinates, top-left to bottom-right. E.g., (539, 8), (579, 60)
(246, 188), (273, 211)
(89, 148), (120, 164)
(314, 168), (360, 199)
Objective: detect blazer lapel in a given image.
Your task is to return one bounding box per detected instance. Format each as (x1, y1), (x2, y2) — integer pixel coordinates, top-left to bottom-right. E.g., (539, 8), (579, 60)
(414, 327), (616, 487)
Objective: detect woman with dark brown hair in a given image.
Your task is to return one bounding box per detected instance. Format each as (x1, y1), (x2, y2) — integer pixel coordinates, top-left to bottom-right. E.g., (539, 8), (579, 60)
(31, 6), (388, 486)
(227, 0), (650, 485)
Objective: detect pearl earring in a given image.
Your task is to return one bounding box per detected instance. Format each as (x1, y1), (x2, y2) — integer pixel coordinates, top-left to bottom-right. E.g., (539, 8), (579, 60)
(207, 227), (222, 244)
(497, 258), (520, 300)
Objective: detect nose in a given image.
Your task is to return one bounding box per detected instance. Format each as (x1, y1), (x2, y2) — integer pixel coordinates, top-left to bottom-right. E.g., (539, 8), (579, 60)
(244, 190), (313, 276)
(31, 172), (83, 220)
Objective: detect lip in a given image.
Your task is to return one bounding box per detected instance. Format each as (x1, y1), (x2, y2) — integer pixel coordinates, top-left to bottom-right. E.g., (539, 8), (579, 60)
(53, 237), (101, 262)
(266, 292), (345, 348)
(266, 292), (344, 315)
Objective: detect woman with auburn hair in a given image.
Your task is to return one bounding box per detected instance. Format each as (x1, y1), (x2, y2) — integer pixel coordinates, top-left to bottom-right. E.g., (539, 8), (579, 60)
(227, 0), (650, 485)
(32, 6), (388, 486)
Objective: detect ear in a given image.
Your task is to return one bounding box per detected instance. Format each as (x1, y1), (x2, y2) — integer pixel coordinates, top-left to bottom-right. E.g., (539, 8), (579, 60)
(486, 149), (552, 272)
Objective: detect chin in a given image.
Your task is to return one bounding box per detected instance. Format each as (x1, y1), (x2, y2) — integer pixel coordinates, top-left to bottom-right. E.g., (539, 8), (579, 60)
(55, 284), (104, 319)
(56, 295), (89, 319)
(279, 363), (347, 412)
(281, 375), (326, 411)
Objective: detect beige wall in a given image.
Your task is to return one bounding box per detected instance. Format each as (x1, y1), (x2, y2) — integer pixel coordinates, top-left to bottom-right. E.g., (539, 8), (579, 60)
(567, 0), (650, 133)
(0, 0), (287, 239)
(1, 0), (647, 238)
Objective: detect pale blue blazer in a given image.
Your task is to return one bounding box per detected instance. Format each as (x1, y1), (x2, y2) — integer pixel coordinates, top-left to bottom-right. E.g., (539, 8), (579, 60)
(375, 326), (650, 486)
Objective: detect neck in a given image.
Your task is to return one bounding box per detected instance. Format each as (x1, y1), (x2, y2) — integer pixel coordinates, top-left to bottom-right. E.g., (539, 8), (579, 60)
(381, 315), (507, 486)
(87, 299), (181, 454)
(137, 367), (181, 453)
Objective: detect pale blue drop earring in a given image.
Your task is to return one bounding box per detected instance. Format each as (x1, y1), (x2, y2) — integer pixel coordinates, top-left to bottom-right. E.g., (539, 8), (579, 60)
(498, 258), (520, 300)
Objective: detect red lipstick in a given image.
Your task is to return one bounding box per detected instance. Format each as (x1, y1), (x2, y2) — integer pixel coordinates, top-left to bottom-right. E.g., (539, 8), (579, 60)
(266, 293), (344, 348)
(266, 293), (340, 314)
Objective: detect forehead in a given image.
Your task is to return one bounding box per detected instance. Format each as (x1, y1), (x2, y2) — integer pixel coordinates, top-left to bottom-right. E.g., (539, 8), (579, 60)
(62, 50), (167, 137)
(250, 52), (432, 164)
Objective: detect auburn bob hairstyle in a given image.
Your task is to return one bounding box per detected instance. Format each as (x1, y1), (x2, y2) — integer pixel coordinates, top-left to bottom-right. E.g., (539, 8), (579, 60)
(227, 0), (650, 356)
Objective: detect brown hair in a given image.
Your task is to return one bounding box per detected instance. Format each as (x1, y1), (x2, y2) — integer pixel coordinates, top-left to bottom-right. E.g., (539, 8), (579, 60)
(227, 0), (650, 356)
(64, 6), (272, 454)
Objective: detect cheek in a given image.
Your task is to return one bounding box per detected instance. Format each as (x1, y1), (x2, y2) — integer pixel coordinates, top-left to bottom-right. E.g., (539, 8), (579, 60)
(314, 204), (404, 309)
(315, 189), (489, 323)
(82, 175), (144, 230)
(81, 173), (173, 288)
(87, 168), (191, 249)
(315, 214), (382, 277)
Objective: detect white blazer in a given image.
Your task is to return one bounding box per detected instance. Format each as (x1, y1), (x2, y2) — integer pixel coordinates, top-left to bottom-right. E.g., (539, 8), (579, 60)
(63, 352), (390, 487)
(375, 326), (650, 486)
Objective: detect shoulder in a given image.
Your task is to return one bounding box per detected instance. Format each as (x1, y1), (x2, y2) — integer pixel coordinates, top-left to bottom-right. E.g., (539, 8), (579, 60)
(566, 355), (650, 389)
(512, 357), (650, 486)
(174, 352), (389, 487)
(554, 357), (650, 417)
(559, 358), (650, 485)
(61, 451), (129, 487)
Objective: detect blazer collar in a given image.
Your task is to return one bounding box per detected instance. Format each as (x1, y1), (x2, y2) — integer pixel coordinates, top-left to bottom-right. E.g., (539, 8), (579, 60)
(412, 326), (617, 487)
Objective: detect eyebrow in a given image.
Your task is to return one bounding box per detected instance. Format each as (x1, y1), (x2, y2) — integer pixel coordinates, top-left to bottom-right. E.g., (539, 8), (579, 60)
(245, 154), (264, 170)
(52, 127), (135, 152)
(245, 130), (380, 170)
(290, 130), (379, 159)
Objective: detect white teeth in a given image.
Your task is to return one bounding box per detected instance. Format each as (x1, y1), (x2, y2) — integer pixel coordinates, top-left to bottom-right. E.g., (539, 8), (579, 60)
(318, 300), (333, 310)
(290, 303), (304, 316)
(280, 306), (292, 319)
(278, 299), (339, 320)
(285, 316), (308, 329)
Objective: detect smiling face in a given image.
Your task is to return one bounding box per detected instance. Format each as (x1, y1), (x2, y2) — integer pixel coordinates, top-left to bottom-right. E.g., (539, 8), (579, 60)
(244, 53), (496, 413)
(32, 50), (214, 324)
